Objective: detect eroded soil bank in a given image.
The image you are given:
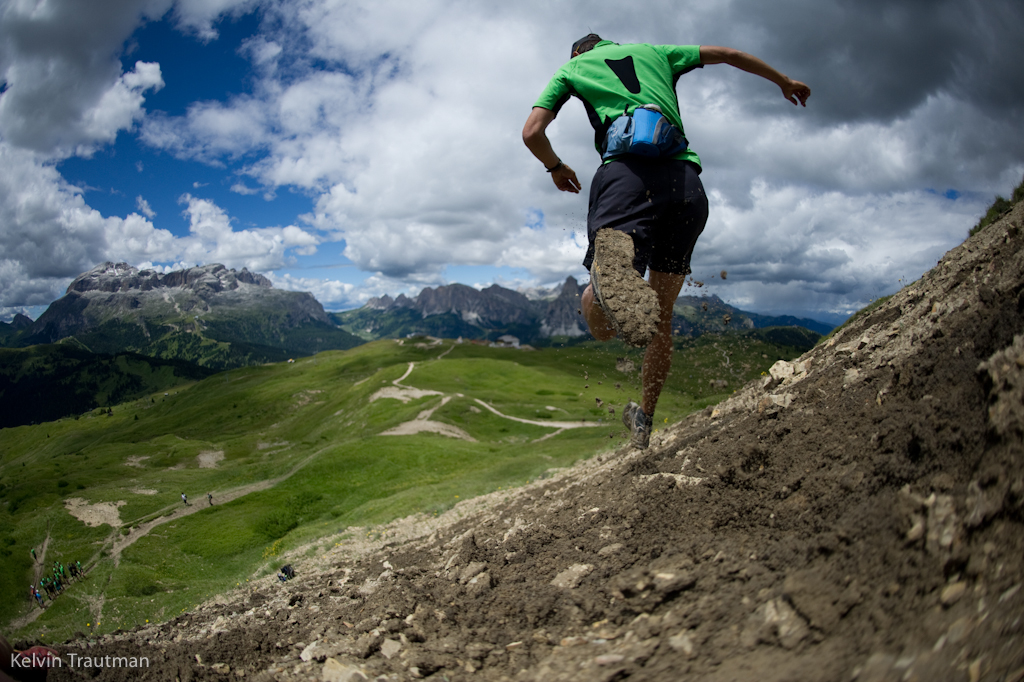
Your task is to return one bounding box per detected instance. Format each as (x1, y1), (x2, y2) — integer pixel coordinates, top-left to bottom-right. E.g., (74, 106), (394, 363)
(43, 204), (1024, 681)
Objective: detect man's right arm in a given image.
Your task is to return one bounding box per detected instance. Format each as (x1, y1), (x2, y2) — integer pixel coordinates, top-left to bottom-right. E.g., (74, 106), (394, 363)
(522, 107), (581, 194)
(699, 45), (810, 106)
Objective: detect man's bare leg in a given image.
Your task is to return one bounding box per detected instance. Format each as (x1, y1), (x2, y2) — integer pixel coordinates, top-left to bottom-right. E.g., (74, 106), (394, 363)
(583, 269), (686, 417)
(641, 270), (687, 417)
(581, 282), (617, 341)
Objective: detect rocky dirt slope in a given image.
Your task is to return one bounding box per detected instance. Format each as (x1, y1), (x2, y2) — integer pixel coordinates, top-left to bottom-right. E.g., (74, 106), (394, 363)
(45, 203), (1024, 681)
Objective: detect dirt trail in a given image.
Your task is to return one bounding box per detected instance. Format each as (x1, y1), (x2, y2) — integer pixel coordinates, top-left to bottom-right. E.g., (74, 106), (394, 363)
(11, 529), (53, 629)
(473, 398), (606, 433)
(110, 450), (322, 567)
(47, 203), (1024, 681)
(31, 527), (50, 586)
(12, 446), (325, 630)
(379, 360), (606, 440)
(381, 396), (477, 441)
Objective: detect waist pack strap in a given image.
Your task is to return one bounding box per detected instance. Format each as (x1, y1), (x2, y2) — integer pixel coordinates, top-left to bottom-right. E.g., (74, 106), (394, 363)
(602, 105), (688, 160)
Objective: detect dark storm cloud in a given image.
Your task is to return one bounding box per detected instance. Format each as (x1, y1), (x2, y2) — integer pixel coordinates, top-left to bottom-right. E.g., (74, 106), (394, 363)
(721, 0), (1024, 124)
(0, 0), (167, 153)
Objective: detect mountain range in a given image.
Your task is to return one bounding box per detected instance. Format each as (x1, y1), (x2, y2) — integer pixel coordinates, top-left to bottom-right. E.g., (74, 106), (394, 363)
(1, 266), (832, 359)
(1, 262), (363, 369)
(0, 264), (830, 427)
(333, 276), (833, 344)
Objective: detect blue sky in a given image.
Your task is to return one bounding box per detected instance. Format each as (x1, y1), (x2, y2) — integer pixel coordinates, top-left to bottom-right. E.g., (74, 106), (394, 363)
(1, 0), (1022, 326)
(58, 11), (322, 247)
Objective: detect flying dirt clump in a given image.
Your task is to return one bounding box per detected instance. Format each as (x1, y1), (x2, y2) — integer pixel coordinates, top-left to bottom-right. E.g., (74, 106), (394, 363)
(47, 202), (1024, 682)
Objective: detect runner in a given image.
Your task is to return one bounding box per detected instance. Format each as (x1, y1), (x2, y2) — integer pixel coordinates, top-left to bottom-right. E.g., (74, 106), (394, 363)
(524, 35), (810, 447)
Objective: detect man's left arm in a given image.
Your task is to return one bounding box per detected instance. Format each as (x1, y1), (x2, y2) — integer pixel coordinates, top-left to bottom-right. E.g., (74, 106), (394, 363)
(523, 107), (581, 194)
(699, 45), (810, 106)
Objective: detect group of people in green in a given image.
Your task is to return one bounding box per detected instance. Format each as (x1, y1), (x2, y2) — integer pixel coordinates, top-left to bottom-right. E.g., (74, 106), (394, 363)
(29, 555), (84, 609)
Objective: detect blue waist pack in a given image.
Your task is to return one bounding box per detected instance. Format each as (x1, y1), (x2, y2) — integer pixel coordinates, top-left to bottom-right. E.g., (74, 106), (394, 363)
(602, 104), (688, 160)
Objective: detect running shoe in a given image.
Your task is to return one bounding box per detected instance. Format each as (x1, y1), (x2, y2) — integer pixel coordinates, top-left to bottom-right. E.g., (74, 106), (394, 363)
(590, 229), (659, 347)
(622, 400), (653, 449)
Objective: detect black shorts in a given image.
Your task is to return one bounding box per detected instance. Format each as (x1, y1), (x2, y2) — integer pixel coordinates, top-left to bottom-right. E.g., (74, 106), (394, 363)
(583, 158), (708, 276)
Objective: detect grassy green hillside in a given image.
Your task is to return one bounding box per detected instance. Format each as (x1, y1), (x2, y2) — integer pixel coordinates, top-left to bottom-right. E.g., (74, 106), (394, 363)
(0, 330), (809, 643)
(21, 316), (364, 371)
(0, 343), (217, 428)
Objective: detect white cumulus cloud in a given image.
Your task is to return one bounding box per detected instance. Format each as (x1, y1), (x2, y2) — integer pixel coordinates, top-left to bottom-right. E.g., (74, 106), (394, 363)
(1, 0), (1021, 323)
(136, 196), (157, 218)
(177, 193), (321, 270)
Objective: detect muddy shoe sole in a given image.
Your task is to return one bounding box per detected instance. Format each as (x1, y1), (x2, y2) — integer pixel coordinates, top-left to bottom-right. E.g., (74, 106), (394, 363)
(591, 229), (660, 348)
(622, 400), (652, 449)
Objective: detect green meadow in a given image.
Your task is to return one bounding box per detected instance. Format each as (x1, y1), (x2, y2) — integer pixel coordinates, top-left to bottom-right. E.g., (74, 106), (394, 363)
(0, 331), (811, 643)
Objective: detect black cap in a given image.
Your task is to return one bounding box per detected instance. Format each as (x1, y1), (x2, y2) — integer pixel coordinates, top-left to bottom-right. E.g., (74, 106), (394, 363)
(571, 33), (602, 59)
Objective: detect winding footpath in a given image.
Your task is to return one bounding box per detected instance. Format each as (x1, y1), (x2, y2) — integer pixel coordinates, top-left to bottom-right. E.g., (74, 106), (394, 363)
(374, 354), (605, 441)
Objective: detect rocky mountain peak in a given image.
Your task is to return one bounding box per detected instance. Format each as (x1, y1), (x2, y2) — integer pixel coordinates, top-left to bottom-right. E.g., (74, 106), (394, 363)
(18, 261), (342, 357)
(67, 262), (272, 296)
(10, 313), (33, 329)
(365, 294), (395, 310)
(558, 276), (580, 298)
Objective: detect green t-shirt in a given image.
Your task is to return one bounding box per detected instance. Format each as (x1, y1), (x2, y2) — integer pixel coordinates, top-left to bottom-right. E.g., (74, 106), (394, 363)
(533, 41), (702, 166)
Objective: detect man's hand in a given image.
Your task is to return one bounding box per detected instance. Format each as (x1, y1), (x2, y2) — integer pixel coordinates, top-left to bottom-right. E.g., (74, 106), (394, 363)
(552, 164), (581, 193)
(523, 107), (581, 193)
(781, 78), (811, 107)
(700, 46), (810, 108)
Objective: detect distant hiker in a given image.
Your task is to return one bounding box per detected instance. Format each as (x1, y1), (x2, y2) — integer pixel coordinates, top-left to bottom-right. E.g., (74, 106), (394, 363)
(181, 492), (188, 506)
(33, 587), (44, 609)
(30, 548), (35, 562)
(76, 560), (83, 577)
(524, 35), (809, 448)
(207, 492), (213, 506)
(278, 564), (295, 582)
